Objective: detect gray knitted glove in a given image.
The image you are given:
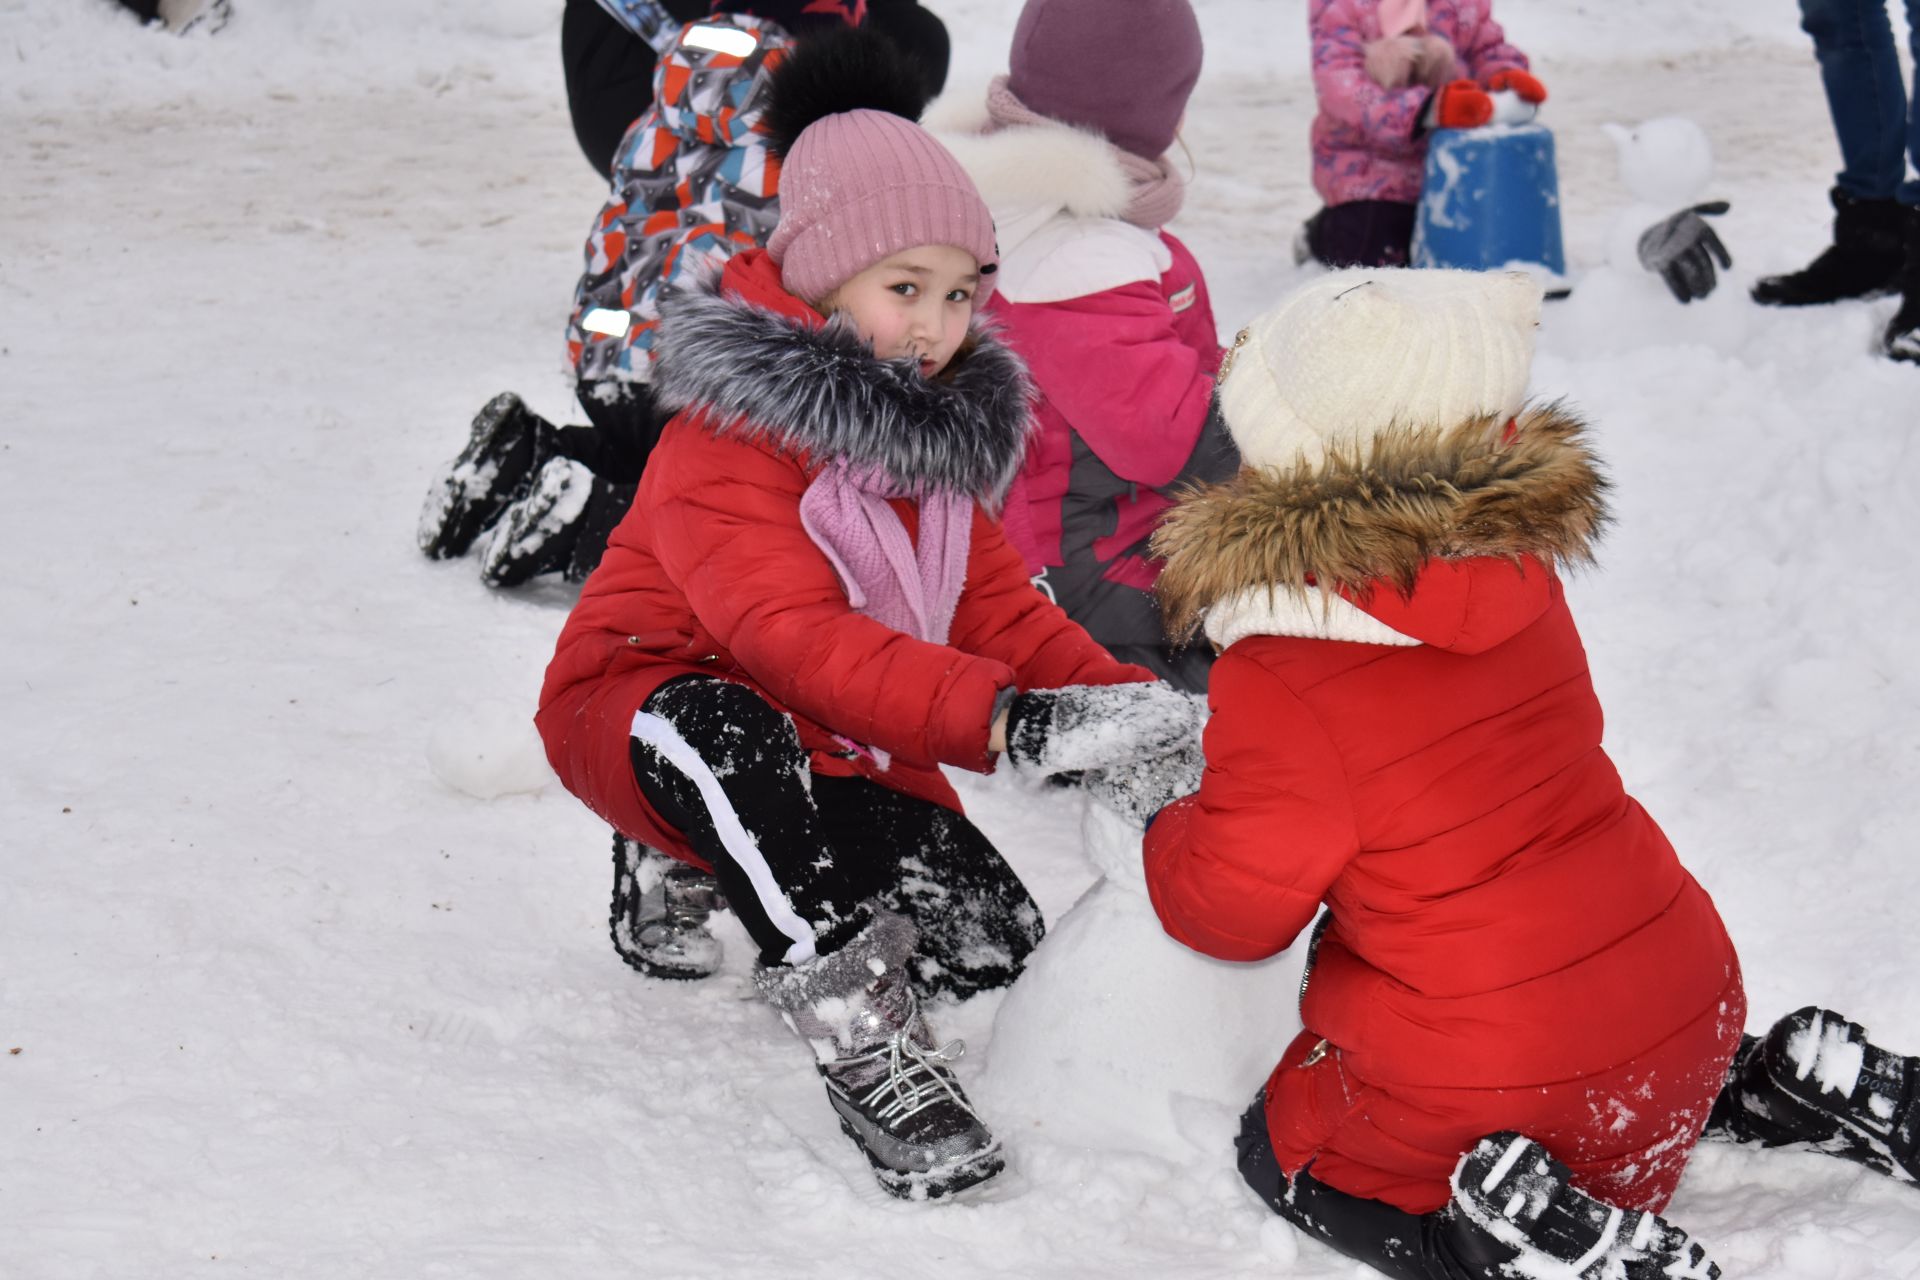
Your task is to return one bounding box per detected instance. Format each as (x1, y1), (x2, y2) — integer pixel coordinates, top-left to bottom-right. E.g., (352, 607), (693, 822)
(1081, 740), (1206, 828)
(1004, 682), (1202, 776)
(1637, 201), (1733, 303)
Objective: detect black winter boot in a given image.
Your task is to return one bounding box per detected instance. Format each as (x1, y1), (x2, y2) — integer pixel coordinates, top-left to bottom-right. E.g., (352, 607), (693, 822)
(1449, 1133), (1721, 1279)
(476, 456), (594, 588)
(564, 479), (638, 582)
(417, 392), (553, 560)
(1705, 1006), (1920, 1182)
(1884, 206), (1920, 364)
(756, 910), (1003, 1201)
(608, 834), (723, 981)
(1752, 187), (1907, 307)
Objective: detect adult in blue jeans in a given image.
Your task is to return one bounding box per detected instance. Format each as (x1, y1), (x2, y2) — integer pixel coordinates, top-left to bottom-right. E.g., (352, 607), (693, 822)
(1753, 0), (1919, 361)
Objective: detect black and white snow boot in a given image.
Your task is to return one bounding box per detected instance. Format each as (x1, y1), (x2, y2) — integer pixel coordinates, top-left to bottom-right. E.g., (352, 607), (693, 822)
(1752, 186), (1908, 307)
(1883, 206), (1920, 364)
(476, 456), (595, 588)
(1705, 1006), (1920, 1182)
(757, 910), (1003, 1201)
(563, 479), (638, 583)
(417, 392), (551, 560)
(608, 834), (723, 981)
(1448, 1133), (1720, 1279)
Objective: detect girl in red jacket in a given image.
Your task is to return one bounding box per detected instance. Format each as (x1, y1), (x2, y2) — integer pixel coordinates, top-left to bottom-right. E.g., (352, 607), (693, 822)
(1131, 268), (1920, 1277)
(536, 33), (1199, 1202)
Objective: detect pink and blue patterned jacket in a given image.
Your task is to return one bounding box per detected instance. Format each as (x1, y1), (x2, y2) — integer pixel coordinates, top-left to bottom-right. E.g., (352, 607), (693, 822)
(1310, 0), (1528, 207)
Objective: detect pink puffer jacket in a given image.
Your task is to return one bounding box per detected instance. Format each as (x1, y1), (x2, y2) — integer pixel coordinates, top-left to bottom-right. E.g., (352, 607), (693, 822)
(1310, 0), (1529, 206)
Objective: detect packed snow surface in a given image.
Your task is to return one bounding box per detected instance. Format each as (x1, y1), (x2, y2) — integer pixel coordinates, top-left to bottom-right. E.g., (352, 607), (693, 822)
(6, 1), (1920, 1277)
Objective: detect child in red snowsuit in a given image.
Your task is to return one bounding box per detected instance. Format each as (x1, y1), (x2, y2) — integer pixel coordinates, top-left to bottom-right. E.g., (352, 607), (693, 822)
(1132, 267), (1920, 1278)
(537, 31), (1200, 1202)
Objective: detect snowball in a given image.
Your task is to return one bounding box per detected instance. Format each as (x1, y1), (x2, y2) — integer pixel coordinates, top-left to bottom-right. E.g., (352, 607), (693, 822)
(425, 697), (556, 799)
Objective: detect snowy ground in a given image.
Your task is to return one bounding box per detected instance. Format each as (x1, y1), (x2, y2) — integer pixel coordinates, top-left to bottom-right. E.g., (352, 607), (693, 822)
(6, 1), (1920, 1276)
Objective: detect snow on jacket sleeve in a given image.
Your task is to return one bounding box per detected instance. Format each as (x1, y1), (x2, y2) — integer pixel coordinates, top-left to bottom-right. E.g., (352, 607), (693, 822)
(948, 509), (1160, 691)
(1008, 279), (1217, 491)
(1311, 0), (1432, 146)
(1143, 648), (1359, 962)
(648, 432), (1012, 771)
(1457, 2), (1529, 81)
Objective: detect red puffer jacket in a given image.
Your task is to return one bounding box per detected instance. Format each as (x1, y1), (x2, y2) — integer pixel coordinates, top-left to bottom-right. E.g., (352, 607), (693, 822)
(1145, 409), (1744, 1215)
(539, 250), (1153, 866)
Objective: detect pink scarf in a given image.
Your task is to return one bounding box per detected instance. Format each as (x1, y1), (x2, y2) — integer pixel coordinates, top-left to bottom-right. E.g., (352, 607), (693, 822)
(984, 76), (1186, 230)
(798, 462), (973, 646)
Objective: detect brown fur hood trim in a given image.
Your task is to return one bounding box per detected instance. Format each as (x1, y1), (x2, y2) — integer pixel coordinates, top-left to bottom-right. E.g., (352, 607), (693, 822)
(1150, 404), (1611, 641)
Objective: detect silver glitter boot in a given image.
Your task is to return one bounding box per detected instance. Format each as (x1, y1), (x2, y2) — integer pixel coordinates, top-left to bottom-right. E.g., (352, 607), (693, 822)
(609, 836), (723, 981)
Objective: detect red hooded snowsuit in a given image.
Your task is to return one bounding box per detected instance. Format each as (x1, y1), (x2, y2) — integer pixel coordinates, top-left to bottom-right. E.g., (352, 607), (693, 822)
(1144, 410), (1745, 1216)
(538, 250), (1152, 866)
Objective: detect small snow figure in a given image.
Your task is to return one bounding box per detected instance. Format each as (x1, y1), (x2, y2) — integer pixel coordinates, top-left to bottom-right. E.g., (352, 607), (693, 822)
(1602, 118), (1734, 303)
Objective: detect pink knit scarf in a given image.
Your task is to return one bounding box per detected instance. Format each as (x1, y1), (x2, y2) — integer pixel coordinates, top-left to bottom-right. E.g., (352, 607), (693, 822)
(798, 462), (973, 645)
(984, 76), (1186, 230)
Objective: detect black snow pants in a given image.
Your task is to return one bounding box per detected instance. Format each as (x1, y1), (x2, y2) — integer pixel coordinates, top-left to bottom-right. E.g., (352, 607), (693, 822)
(627, 676), (1044, 997)
(1235, 1095), (1523, 1280)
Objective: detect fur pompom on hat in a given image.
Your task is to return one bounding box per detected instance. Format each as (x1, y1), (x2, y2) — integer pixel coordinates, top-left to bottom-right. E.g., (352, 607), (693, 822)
(1006, 0), (1203, 161)
(764, 27), (1000, 305)
(1216, 268), (1543, 472)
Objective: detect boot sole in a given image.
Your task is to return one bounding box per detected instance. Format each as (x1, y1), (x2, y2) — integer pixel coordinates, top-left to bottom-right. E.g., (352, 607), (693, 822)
(835, 1116), (1005, 1202)
(418, 393), (534, 559)
(1759, 1010), (1919, 1181)
(1453, 1133), (1720, 1278)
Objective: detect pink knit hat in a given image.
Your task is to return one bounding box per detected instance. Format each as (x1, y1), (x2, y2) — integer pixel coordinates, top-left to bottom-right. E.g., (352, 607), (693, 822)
(767, 109), (1001, 306)
(1006, 0), (1203, 161)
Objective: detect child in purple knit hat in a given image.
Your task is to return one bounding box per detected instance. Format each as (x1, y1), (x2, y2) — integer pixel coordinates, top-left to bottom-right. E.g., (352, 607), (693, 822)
(535, 28), (1203, 1202)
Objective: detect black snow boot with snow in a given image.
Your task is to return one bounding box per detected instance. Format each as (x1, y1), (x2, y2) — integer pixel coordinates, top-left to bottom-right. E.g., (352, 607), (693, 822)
(418, 392), (553, 560)
(564, 479), (638, 582)
(608, 834), (723, 981)
(475, 456), (599, 588)
(1704, 1006), (1920, 1182)
(1752, 186), (1908, 307)
(757, 910), (1003, 1201)
(1449, 1133), (1721, 1279)
(1883, 206), (1920, 364)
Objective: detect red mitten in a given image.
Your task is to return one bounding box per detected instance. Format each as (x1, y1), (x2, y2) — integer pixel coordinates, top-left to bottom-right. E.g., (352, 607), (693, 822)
(1433, 79), (1493, 129)
(1486, 68), (1547, 103)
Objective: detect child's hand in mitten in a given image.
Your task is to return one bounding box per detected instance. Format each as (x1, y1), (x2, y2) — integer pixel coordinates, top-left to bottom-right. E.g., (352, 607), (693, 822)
(1636, 202), (1733, 303)
(1485, 68), (1547, 103)
(1081, 741), (1205, 829)
(1004, 683), (1202, 776)
(1429, 79), (1494, 129)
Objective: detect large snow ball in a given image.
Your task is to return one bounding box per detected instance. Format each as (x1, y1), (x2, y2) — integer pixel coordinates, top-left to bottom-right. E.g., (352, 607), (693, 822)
(426, 697), (555, 799)
(979, 803), (1303, 1159)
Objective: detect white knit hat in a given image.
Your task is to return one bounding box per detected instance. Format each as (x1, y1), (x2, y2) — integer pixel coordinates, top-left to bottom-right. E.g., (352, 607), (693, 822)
(1217, 268), (1543, 471)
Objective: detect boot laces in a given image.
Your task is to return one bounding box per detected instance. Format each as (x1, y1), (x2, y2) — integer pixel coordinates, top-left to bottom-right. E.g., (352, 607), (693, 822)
(845, 1032), (976, 1127)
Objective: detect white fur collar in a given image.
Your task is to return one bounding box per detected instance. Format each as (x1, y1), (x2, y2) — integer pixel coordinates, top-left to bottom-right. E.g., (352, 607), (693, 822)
(1202, 586), (1421, 651)
(929, 114), (1134, 223)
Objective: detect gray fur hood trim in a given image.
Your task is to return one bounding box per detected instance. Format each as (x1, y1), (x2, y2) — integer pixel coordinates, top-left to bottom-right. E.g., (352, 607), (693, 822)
(651, 277), (1035, 503)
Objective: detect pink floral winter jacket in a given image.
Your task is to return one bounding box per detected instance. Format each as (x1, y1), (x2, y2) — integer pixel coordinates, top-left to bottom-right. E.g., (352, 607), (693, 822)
(1311, 0), (1529, 206)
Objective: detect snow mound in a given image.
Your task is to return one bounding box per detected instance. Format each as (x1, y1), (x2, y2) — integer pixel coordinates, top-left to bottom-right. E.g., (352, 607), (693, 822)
(979, 803), (1297, 1158)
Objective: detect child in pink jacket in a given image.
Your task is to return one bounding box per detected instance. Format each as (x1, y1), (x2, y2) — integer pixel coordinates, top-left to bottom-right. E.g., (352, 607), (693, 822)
(939, 0), (1238, 692)
(1304, 0), (1544, 268)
